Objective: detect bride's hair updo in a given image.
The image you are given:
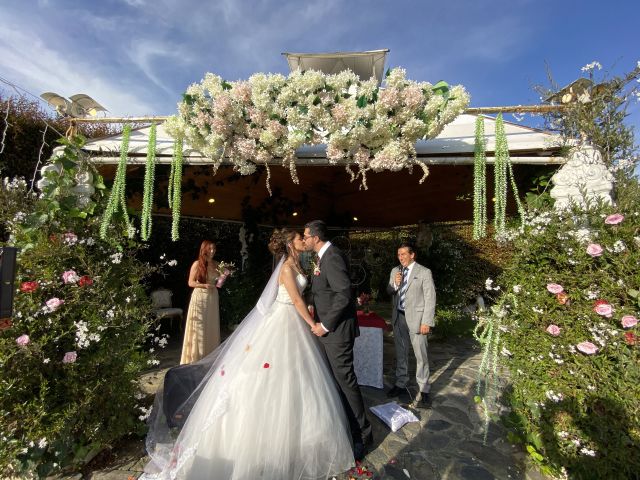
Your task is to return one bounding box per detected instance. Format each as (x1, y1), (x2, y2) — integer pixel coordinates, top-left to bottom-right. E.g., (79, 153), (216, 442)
(268, 228), (297, 258)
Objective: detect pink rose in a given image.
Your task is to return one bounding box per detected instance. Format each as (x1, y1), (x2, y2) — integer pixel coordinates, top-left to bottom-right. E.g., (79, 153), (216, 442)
(16, 334), (30, 346)
(546, 325), (561, 336)
(546, 283), (564, 294)
(586, 244), (603, 257)
(621, 315), (638, 329)
(62, 270), (80, 284)
(576, 341), (598, 355)
(62, 351), (77, 364)
(593, 300), (613, 318)
(45, 297), (64, 312)
(604, 214), (624, 225)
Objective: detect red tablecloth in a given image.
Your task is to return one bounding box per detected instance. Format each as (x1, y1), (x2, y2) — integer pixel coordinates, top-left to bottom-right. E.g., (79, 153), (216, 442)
(357, 310), (391, 331)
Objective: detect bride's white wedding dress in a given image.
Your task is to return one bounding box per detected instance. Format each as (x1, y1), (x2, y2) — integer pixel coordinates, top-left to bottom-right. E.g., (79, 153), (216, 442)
(143, 270), (355, 480)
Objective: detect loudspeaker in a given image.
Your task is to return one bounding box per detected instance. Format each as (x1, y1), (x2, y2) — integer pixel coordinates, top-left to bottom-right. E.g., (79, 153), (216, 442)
(0, 247), (19, 319)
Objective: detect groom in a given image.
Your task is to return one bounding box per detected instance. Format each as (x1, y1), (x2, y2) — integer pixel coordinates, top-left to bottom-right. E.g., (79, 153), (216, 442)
(303, 220), (373, 461)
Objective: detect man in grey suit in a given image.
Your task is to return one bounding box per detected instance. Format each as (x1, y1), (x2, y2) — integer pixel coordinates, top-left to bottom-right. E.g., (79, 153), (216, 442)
(304, 220), (372, 461)
(386, 242), (436, 407)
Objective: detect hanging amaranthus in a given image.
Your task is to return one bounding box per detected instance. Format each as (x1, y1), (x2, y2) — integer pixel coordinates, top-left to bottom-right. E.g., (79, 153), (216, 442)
(100, 124), (132, 239)
(493, 114), (508, 238)
(141, 123), (157, 241)
(473, 116), (487, 239)
(170, 135), (184, 241)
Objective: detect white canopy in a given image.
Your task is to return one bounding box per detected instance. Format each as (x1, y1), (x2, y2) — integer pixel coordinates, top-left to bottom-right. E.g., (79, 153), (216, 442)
(282, 49), (389, 85)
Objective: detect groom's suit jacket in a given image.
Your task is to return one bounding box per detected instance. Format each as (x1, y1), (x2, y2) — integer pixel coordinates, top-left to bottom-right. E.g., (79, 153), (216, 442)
(311, 244), (359, 344)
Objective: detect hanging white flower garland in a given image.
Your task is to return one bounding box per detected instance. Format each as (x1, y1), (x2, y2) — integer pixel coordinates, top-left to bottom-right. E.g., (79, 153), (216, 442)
(140, 122), (157, 241)
(473, 116), (487, 239)
(100, 124), (133, 239)
(164, 68), (470, 191)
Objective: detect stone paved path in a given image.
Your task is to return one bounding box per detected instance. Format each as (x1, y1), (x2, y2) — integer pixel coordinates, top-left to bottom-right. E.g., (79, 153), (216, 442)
(81, 331), (549, 480)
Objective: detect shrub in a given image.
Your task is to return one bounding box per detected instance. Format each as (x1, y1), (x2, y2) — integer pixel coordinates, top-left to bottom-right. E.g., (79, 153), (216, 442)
(0, 137), (159, 477)
(476, 194), (640, 478)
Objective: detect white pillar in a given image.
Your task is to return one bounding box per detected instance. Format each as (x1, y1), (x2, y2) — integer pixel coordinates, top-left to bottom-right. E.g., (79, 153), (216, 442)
(550, 144), (614, 210)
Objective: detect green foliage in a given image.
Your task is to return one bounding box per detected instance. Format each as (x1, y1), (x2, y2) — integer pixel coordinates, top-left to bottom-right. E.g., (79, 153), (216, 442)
(477, 192), (640, 478)
(535, 63), (639, 176)
(0, 138), (157, 477)
(0, 90), (118, 180)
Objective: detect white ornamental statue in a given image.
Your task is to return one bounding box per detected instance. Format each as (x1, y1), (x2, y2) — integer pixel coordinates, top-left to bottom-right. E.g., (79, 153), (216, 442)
(550, 144), (614, 210)
(36, 156), (95, 207)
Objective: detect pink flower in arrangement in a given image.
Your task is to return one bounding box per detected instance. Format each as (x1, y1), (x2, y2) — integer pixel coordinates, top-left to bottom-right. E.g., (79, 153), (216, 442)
(16, 334), (30, 346)
(546, 325), (561, 336)
(593, 300), (613, 318)
(604, 214), (624, 225)
(263, 362), (270, 369)
(621, 315), (638, 329)
(546, 283), (564, 294)
(576, 341), (598, 355)
(62, 270), (80, 284)
(586, 244), (604, 257)
(62, 351), (77, 364)
(45, 297), (64, 312)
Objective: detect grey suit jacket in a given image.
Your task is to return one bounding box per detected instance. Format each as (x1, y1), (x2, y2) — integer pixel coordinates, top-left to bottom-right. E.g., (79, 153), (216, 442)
(386, 262), (436, 332)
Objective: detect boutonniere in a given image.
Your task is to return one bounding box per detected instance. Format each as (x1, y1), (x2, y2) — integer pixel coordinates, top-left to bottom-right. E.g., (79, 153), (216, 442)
(311, 260), (321, 276)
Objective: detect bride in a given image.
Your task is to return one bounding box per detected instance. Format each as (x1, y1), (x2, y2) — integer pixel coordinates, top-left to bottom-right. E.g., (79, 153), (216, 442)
(143, 229), (355, 479)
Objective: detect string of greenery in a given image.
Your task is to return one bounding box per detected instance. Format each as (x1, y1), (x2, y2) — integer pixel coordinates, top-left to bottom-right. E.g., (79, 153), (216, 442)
(494, 114), (509, 237)
(140, 123), (157, 241)
(170, 135), (184, 241)
(473, 116), (487, 239)
(99, 124), (132, 239)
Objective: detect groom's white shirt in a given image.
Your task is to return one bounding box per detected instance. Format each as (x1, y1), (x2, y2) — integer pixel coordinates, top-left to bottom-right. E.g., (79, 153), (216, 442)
(317, 241), (332, 332)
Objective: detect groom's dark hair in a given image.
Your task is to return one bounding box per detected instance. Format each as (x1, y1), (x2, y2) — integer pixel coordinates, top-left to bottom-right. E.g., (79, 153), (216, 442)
(305, 220), (328, 242)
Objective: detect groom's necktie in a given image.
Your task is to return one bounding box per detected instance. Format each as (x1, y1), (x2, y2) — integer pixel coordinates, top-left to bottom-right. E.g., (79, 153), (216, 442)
(399, 266), (409, 311)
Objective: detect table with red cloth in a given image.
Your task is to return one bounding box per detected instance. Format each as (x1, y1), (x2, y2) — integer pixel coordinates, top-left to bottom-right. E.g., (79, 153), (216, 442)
(354, 310), (390, 389)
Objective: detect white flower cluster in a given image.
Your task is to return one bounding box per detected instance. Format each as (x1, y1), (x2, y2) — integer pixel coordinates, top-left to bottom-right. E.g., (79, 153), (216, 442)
(166, 68), (470, 187)
(545, 390), (564, 402)
(581, 61), (602, 72)
(484, 278), (501, 291)
(74, 320), (101, 349)
(588, 322), (619, 348)
(110, 252), (123, 264)
(2, 177), (27, 191)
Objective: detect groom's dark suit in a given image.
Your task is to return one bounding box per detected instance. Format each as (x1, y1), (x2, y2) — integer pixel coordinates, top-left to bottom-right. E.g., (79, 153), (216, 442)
(311, 243), (372, 444)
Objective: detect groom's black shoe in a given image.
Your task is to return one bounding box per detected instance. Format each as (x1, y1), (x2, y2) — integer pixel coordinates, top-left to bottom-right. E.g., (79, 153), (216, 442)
(353, 433), (373, 461)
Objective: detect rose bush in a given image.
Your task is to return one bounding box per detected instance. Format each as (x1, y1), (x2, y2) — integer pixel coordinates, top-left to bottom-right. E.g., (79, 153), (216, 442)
(476, 191), (640, 478)
(0, 137), (163, 477)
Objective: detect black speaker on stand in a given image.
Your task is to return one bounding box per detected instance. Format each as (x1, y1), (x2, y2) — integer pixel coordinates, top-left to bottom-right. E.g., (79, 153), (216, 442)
(0, 247), (19, 320)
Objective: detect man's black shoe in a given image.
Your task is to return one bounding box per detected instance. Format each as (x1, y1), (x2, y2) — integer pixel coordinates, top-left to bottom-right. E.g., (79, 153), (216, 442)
(386, 385), (406, 398)
(413, 391), (431, 408)
(354, 441), (366, 461)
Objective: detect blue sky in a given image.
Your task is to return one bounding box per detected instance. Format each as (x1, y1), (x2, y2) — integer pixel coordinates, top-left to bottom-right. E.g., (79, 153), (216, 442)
(1, 0), (638, 135)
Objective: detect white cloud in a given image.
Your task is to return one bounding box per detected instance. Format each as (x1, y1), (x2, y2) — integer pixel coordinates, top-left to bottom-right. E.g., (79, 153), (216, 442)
(0, 25), (155, 116)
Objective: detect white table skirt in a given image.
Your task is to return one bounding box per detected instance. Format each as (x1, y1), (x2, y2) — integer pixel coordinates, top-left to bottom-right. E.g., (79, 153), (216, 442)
(353, 326), (384, 389)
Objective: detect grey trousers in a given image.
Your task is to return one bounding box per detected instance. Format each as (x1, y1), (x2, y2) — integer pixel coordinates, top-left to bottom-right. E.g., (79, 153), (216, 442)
(393, 310), (430, 393)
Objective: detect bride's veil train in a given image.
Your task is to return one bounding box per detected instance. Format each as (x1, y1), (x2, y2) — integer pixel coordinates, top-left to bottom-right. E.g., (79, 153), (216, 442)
(143, 258), (285, 475)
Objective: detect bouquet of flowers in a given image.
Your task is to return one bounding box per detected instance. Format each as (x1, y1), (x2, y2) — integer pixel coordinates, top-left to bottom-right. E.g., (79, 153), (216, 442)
(215, 261), (237, 288)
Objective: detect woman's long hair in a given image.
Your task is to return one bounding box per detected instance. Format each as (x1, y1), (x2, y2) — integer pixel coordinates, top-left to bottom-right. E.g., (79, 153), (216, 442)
(268, 229), (301, 272)
(195, 240), (215, 284)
